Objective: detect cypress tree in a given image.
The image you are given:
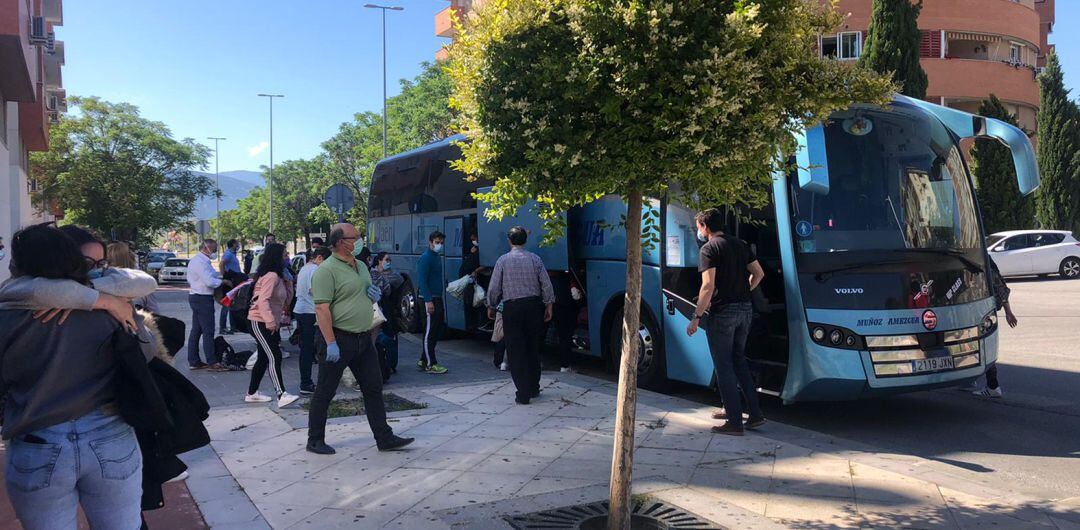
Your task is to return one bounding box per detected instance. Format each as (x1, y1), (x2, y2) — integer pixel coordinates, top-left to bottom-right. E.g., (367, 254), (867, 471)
(1035, 51), (1080, 232)
(858, 0), (929, 99)
(973, 95), (1035, 233)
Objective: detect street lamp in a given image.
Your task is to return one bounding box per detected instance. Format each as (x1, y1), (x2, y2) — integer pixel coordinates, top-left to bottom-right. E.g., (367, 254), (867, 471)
(363, 3), (404, 159)
(257, 93), (285, 232)
(207, 136), (226, 244)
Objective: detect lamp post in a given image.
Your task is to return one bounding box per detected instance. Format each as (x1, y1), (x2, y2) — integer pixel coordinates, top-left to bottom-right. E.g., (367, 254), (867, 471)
(257, 93), (284, 232)
(207, 136), (226, 244)
(363, 3), (403, 159)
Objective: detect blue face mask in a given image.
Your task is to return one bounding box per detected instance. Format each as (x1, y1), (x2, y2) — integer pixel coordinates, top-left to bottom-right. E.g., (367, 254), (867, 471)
(433, 243), (444, 254)
(697, 230), (708, 243)
(88, 268), (106, 280)
(383, 262), (392, 271)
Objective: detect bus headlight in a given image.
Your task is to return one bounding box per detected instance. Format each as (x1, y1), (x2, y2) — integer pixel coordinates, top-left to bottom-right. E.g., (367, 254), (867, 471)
(829, 329), (843, 346)
(981, 312), (997, 335)
(812, 327), (826, 342)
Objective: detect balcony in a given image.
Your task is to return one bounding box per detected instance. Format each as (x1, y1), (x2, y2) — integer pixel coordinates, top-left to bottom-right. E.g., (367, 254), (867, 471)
(435, 5), (458, 38)
(42, 0), (63, 25)
(0, 0), (36, 101)
(923, 58), (1040, 108)
(19, 83), (48, 152)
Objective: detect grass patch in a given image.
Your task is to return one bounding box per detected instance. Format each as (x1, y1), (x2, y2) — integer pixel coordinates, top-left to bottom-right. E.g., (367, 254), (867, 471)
(302, 392), (428, 419)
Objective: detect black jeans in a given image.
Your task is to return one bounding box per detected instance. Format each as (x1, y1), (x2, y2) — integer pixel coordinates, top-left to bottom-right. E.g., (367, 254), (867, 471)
(295, 313), (317, 387)
(249, 322), (285, 396)
(187, 294), (218, 366)
(503, 297), (545, 401)
(421, 298), (445, 367)
(552, 304), (576, 368)
(702, 302), (763, 428)
(985, 363), (1000, 389)
(308, 329), (393, 445)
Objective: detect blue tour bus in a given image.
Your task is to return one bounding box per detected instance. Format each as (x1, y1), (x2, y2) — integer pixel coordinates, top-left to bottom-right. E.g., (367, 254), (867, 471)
(366, 94), (1040, 402)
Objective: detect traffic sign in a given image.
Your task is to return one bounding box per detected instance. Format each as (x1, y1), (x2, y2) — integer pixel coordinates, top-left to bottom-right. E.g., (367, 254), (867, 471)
(324, 184), (355, 222)
(195, 220), (212, 238)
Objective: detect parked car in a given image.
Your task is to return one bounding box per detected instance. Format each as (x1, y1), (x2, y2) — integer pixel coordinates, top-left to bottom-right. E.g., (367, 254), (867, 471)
(157, 258), (189, 284)
(987, 230), (1080, 279)
(145, 251), (176, 277)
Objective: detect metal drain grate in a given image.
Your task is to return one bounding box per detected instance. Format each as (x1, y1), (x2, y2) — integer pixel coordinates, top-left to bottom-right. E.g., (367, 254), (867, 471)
(504, 500), (722, 529)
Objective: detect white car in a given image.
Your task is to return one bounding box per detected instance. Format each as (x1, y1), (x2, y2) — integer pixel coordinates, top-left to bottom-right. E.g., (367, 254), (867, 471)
(157, 258), (190, 284)
(987, 230), (1080, 279)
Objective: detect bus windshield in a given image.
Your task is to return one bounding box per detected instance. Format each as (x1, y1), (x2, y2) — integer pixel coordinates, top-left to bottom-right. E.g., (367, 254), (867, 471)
(791, 103), (982, 254)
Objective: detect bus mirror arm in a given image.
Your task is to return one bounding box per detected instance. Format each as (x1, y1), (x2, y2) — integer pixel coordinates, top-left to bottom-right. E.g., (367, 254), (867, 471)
(977, 117), (1040, 197)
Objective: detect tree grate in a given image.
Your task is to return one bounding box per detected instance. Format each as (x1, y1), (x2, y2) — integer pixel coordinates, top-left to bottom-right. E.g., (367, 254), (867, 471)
(504, 500), (722, 530)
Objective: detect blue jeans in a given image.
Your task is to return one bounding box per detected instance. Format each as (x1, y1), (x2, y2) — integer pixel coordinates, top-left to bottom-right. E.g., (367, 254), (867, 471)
(296, 313), (317, 387)
(188, 293), (218, 366)
(218, 302), (231, 333)
(5, 409), (142, 530)
(702, 302), (763, 428)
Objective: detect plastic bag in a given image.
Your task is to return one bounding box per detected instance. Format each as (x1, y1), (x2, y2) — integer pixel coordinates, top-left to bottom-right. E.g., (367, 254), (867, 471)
(370, 303), (388, 330)
(473, 284), (487, 308)
(491, 312), (504, 342)
(446, 275), (472, 299)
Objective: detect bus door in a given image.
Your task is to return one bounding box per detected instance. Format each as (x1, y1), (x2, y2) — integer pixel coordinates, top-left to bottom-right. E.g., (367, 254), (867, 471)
(737, 204), (789, 394)
(659, 199), (714, 387)
(443, 216), (466, 330)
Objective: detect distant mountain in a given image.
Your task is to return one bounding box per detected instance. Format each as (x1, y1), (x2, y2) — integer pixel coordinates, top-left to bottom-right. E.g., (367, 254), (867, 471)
(191, 171), (259, 221)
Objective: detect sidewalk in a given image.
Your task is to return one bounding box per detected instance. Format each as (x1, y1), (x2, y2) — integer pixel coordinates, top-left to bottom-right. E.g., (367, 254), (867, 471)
(184, 335), (1080, 529)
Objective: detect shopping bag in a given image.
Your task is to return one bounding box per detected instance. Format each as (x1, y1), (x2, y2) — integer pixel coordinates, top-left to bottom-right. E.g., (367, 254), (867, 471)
(446, 275), (472, 299)
(491, 312), (504, 342)
(369, 302), (388, 331)
(473, 284), (487, 308)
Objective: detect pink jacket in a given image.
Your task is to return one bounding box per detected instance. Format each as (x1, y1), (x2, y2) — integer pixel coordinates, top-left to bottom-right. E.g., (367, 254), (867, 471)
(247, 272), (289, 328)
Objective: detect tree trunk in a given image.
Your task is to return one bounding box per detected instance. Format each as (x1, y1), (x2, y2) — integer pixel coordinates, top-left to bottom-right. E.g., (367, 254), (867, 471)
(608, 190), (643, 530)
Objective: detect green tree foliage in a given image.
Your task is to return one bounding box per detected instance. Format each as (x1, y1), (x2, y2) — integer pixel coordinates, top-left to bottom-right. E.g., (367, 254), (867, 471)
(972, 95), (1034, 233)
(31, 96), (211, 242)
(447, 1), (892, 526)
(858, 0), (928, 100)
(1035, 52), (1080, 233)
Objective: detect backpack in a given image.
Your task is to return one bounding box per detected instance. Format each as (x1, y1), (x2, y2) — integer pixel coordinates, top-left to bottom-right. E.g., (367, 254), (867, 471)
(228, 281), (256, 333)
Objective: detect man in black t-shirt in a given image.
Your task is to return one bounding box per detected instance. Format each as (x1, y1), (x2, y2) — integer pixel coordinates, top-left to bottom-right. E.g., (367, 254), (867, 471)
(686, 208), (766, 436)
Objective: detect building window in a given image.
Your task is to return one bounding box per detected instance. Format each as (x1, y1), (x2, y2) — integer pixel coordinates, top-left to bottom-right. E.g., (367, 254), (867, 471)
(821, 32), (861, 60)
(1010, 42), (1023, 65)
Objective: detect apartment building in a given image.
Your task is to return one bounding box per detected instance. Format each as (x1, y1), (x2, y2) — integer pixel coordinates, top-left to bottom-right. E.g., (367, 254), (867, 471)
(0, 0), (64, 281)
(827, 0), (1055, 133)
(434, 0), (483, 61)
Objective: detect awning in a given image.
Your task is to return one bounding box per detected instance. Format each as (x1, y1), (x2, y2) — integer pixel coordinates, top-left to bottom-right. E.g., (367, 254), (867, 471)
(945, 31), (1003, 43)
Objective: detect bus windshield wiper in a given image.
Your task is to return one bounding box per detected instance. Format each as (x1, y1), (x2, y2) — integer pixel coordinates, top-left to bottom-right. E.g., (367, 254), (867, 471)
(814, 259), (917, 282)
(894, 248), (984, 274)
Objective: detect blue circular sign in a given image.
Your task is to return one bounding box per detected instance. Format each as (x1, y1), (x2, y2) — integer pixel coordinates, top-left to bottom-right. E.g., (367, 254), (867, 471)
(796, 220), (813, 238)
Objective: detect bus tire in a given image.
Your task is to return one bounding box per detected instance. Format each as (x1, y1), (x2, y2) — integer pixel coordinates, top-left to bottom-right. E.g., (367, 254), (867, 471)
(607, 306), (666, 391)
(393, 277), (422, 333)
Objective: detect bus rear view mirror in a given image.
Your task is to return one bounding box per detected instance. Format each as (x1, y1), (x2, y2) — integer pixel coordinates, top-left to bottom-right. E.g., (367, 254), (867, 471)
(980, 117), (1040, 196)
(795, 124), (830, 195)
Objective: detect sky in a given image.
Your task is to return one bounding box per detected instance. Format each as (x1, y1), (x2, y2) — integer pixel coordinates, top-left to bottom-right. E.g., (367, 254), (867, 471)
(58, 1), (1080, 174)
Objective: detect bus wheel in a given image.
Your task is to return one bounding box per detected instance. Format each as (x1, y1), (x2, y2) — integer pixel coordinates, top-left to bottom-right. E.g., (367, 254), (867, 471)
(396, 278), (421, 333)
(608, 307), (666, 390)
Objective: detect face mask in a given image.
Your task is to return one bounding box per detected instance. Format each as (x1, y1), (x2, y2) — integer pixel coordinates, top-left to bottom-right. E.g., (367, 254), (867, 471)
(433, 243), (444, 254)
(210, 252), (219, 260)
(383, 262), (392, 271)
(88, 268), (106, 280)
(697, 230), (708, 243)
(0, 249), (5, 261)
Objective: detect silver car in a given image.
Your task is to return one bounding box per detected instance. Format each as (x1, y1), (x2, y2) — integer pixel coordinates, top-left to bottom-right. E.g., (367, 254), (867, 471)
(987, 230), (1080, 279)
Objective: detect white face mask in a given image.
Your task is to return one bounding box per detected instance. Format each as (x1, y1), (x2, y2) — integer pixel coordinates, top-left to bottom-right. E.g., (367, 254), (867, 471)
(433, 243), (444, 254)
(697, 230), (708, 242)
(0, 249), (5, 261)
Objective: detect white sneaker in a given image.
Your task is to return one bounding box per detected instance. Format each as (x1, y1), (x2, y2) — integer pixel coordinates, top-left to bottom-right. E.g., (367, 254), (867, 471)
(282, 351), (292, 359)
(165, 471), (189, 483)
(973, 386), (1003, 399)
(560, 366), (573, 373)
(277, 392), (300, 408)
(500, 361), (509, 371)
(245, 392), (272, 403)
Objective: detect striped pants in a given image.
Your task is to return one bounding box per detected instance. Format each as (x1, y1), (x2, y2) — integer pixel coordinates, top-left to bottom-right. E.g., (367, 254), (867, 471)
(420, 298), (444, 367)
(249, 321), (285, 397)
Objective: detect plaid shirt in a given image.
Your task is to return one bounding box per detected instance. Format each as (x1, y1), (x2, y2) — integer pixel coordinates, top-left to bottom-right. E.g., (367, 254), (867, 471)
(488, 248), (555, 306)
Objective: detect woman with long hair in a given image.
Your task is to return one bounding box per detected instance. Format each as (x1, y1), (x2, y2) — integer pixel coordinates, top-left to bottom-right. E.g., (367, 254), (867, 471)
(106, 241), (159, 312)
(245, 242), (298, 408)
(0, 223), (145, 529)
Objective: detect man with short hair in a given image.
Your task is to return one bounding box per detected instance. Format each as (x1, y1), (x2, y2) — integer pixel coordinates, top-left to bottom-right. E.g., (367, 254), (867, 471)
(187, 239), (226, 370)
(686, 208), (766, 436)
(487, 226), (554, 404)
(295, 246), (331, 394)
(306, 223), (413, 455)
(416, 230), (449, 374)
(218, 238), (242, 335)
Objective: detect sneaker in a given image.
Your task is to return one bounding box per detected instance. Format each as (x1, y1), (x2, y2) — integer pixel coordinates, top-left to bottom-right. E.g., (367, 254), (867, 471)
(377, 435), (415, 451)
(515, 396), (531, 405)
(500, 361), (509, 371)
(306, 441), (336, 455)
(973, 386), (1003, 398)
(165, 470), (189, 483)
(478, 321), (494, 333)
(745, 417), (767, 430)
(560, 366), (573, 373)
(282, 351), (292, 359)
(245, 392), (272, 403)
(299, 383), (315, 395)
(426, 364), (449, 374)
(417, 360), (428, 372)
(711, 423), (745, 436)
(956, 381), (980, 392)
(351, 383), (363, 393)
(277, 392), (300, 408)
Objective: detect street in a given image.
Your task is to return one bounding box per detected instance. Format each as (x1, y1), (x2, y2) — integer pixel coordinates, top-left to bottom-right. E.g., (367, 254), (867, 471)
(152, 276), (1080, 506)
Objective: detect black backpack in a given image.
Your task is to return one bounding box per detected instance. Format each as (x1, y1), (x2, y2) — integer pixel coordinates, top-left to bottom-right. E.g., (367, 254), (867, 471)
(229, 281), (256, 333)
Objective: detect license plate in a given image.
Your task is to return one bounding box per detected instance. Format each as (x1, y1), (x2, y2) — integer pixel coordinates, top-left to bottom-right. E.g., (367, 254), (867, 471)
(912, 356), (954, 373)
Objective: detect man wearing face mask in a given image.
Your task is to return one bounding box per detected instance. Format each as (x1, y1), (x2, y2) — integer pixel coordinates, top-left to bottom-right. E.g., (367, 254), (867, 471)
(686, 209), (766, 436)
(416, 231), (449, 374)
(187, 239), (226, 370)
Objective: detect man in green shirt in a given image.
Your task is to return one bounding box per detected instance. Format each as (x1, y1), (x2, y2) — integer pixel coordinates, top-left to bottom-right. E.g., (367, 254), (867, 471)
(306, 223), (414, 455)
